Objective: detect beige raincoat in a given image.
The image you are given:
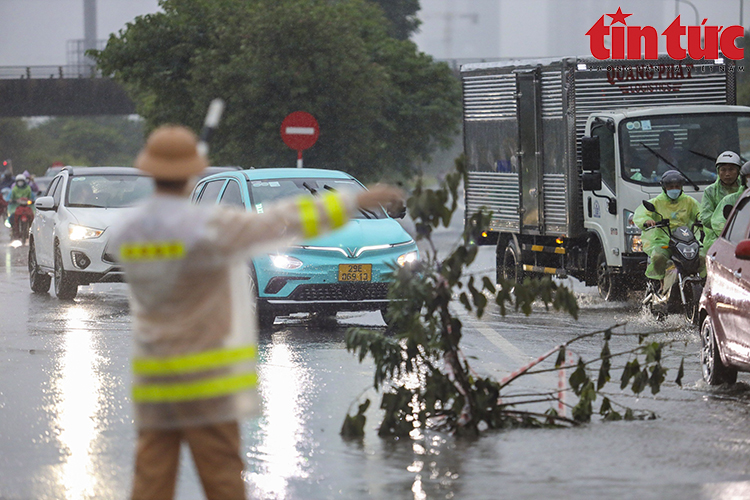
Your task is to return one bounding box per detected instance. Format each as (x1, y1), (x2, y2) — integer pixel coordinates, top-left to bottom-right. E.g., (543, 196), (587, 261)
(111, 190), (355, 429)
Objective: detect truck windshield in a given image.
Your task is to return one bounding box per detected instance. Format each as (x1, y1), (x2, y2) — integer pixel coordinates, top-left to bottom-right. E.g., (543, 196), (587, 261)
(619, 113), (750, 186)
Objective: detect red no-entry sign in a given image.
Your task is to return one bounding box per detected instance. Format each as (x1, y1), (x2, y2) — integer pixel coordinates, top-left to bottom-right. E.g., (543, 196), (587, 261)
(281, 111), (319, 168)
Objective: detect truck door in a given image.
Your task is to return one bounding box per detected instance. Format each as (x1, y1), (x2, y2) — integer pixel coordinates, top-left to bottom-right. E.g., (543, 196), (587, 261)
(585, 120), (620, 266)
(516, 69), (543, 233)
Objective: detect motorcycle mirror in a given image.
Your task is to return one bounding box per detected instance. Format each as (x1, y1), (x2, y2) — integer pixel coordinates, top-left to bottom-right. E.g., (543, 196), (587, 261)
(642, 200), (656, 212)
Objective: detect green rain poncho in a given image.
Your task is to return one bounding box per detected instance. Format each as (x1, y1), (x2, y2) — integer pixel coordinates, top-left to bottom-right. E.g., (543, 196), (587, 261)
(709, 189), (746, 249)
(700, 176), (740, 250)
(633, 191), (701, 280)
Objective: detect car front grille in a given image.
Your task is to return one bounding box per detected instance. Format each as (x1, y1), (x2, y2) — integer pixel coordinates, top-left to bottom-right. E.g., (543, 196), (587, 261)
(287, 282), (389, 302)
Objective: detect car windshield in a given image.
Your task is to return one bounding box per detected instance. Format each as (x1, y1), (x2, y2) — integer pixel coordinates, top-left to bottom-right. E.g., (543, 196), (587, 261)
(619, 113), (750, 186)
(66, 174), (154, 208)
(247, 177), (386, 219)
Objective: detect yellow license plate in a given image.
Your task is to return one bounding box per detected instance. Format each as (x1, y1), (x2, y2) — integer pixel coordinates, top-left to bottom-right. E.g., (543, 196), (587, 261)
(338, 264), (372, 282)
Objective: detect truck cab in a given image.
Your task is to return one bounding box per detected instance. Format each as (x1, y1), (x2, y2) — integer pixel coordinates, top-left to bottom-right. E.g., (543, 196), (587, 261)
(582, 105), (750, 295)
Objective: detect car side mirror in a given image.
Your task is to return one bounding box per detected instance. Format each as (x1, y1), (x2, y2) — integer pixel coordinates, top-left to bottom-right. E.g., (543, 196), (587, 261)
(736, 240), (750, 260)
(35, 196), (55, 211)
(724, 204), (733, 220)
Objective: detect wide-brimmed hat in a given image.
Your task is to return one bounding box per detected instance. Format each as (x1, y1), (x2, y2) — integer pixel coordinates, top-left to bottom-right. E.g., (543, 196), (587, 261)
(135, 125), (207, 180)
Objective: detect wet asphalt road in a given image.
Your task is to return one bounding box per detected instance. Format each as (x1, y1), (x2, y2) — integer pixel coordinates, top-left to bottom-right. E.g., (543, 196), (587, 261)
(4, 218), (750, 500)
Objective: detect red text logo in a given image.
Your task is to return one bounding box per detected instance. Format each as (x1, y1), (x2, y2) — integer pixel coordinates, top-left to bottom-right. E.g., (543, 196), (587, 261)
(586, 7), (744, 60)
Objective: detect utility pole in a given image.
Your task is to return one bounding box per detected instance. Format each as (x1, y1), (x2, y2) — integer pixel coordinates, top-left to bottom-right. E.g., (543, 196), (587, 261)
(83, 0), (97, 65)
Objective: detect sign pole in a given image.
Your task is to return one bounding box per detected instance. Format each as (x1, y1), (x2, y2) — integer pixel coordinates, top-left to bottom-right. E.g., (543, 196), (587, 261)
(297, 150), (303, 169)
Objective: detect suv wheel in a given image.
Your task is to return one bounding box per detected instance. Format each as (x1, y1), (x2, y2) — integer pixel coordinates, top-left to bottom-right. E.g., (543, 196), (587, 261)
(28, 239), (51, 293)
(701, 316), (737, 385)
(54, 245), (78, 300)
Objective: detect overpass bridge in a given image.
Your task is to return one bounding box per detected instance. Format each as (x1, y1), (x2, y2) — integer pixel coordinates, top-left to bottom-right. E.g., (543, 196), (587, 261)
(0, 58), (496, 118)
(0, 65), (136, 117)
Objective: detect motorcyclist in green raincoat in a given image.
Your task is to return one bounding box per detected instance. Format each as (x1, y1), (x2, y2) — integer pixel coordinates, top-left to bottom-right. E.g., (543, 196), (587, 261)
(7, 174), (32, 227)
(709, 161), (750, 247)
(633, 170), (703, 293)
(700, 151), (742, 250)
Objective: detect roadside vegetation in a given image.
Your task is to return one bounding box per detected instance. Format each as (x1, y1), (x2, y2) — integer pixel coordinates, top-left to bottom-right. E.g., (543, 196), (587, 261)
(342, 158), (686, 438)
(92, 0), (461, 182)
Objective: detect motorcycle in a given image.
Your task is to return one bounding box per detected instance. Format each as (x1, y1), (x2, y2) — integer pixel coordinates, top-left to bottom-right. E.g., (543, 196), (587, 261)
(11, 197), (34, 245)
(641, 200), (703, 325)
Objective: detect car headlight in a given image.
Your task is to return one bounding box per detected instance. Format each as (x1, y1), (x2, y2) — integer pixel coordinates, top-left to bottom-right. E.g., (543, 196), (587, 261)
(270, 254), (303, 269)
(69, 224), (103, 240)
(397, 251), (418, 267)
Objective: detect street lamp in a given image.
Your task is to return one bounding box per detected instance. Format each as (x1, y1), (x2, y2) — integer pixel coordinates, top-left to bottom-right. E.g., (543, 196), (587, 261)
(675, 0), (700, 25)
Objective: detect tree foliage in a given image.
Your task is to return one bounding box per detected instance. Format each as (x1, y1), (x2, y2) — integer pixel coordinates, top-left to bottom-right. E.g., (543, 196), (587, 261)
(367, 0), (421, 40)
(0, 117), (144, 176)
(92, 0), (461, 182)
(342, 158), (684, 438)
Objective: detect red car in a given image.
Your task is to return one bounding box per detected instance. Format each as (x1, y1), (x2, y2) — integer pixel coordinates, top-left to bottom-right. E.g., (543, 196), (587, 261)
(700, 189), (750, 385)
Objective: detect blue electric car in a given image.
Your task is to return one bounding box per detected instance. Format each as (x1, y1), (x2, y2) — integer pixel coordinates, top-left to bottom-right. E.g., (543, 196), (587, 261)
(190, 168), (418, 327)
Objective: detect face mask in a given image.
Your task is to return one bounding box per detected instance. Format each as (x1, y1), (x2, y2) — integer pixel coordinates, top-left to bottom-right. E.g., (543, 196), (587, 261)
(666, 189), (681, 200)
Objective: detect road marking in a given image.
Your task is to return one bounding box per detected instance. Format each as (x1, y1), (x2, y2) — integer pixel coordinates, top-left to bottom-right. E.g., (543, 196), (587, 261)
(464, 320), (561, 387)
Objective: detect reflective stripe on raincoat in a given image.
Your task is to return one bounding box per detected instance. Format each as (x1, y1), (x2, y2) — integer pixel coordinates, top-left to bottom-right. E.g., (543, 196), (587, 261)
(110, 191), (355, 429)
(633, 191), (700, 254)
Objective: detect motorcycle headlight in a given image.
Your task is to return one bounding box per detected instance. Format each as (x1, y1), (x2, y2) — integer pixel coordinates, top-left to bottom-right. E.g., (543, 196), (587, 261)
(397, 251), (418, 267)
(68, 224), (103, 240)
(270, 254), (303, 270)
(676, 242), (699, 260)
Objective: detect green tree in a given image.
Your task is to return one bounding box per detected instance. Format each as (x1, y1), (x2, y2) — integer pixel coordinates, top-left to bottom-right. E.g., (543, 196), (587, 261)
(737, 32), (750, 106)
(342, 159), (683, 437)
(367, 0), (421, 40)
(34, 117), (144, 167)
(93, 0), (461, 181)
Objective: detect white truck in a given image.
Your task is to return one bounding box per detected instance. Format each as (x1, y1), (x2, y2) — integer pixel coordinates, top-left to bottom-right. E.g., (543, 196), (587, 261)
(461, 55), (750, 299)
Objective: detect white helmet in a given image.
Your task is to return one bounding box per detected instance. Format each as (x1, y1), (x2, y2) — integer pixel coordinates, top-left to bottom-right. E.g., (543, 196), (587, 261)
(15, 174), (25, 182)
(715, 151), (742, 169)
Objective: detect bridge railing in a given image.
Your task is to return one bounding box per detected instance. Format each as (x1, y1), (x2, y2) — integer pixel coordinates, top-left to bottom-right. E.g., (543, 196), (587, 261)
(0, 65), (102, 80)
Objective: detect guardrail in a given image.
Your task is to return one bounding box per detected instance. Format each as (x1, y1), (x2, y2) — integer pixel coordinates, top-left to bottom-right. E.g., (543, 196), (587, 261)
(0, 65), (102, 80)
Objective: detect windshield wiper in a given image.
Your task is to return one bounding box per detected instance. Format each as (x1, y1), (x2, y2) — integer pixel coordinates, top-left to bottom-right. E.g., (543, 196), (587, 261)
(302, 182), (317, 195)
(639, 141), (700, 191)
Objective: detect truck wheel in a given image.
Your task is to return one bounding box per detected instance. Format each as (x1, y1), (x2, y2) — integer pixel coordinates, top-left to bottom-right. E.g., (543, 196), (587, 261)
(596, 251), (626, 301)
(701, 316), (737, 385)
(501, 240), (525, 284)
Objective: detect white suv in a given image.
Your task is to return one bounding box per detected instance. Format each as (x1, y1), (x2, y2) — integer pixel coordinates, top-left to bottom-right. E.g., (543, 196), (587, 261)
(28, 166), (153, 299)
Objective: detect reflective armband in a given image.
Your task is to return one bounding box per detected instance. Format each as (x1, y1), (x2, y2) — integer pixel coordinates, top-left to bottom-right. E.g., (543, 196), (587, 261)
(120, 240), (186, 262)
(298, 197), (319, 238)
(322, 192), (346, 229)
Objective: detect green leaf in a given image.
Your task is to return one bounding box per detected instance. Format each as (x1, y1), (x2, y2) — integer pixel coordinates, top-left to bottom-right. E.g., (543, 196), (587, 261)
(569, 359), (588, 395)
(554, 347), (566, 368)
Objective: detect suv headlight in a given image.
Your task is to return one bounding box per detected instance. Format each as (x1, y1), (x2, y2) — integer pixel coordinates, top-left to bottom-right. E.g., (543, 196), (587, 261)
(397, 251), (418, 267)
(69, 224), (103, 240)
(270, 254), (303, 269)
